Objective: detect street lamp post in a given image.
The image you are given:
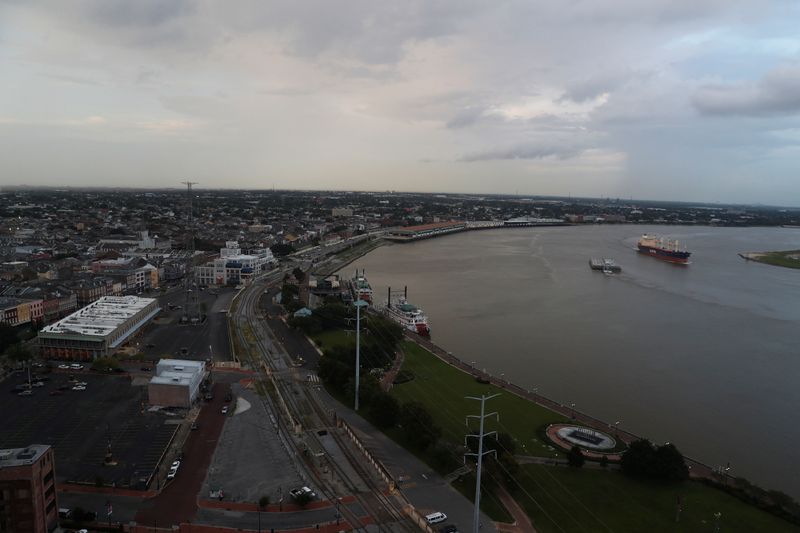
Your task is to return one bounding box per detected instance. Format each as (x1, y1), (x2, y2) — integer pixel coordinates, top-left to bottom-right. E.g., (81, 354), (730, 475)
(354, 299), (368, 411)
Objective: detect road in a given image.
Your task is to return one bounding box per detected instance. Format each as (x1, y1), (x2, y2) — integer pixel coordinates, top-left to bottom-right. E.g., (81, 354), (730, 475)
(231, 270), (419, 531)
(229, 265), (501, 532)
(135, 381), (231, 527)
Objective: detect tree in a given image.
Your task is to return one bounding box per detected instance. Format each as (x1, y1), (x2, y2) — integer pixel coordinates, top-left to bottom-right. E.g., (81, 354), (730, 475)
(621, 439), (656, 478)
(366, 390), (400, 429)
(600, 455), (609, 468)
(91, 357), (120, 373)
(0, 323), (18, 353)
(621, 439), (688, 482)
(270, 243), (294, 257)
(567, 445), (585, 468)
(5, 343), (32, 364)
(653, 443), (689, 481)
(398, 402), (441, 450)
(258, 495), (270, 509)
(292, 267), (305, 283)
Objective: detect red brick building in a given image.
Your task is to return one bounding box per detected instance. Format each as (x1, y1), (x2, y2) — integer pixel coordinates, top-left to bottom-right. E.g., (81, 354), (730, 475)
(0, 445), (58, 533)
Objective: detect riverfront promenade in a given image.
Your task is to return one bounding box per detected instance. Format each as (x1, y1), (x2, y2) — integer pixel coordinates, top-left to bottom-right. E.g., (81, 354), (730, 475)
(403, 331), (722, 483)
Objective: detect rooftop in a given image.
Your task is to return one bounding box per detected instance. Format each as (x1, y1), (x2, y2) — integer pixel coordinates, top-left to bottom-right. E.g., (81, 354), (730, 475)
(0, 444), (50, 468)
(40, 295), (157, 338)
(157, 359), (205, 371)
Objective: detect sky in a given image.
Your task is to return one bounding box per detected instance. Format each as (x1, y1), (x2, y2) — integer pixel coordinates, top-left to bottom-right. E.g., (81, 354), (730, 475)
(1, 1), (800, 204)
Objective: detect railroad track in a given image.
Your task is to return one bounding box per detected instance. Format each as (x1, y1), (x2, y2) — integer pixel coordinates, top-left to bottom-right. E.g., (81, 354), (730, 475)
(232, 275), (419, 532)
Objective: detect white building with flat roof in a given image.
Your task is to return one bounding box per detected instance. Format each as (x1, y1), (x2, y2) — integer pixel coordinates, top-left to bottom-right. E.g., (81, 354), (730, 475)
(148, 359), (206, 408)
(196, 241), (274, 286)
(37, 296), (160, 361)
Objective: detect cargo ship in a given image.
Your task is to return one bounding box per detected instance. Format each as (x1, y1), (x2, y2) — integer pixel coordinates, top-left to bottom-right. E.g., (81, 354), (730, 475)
(350, 269), (373, 304)
(637, 234), (691, 264)
(383, 286), (430, 336)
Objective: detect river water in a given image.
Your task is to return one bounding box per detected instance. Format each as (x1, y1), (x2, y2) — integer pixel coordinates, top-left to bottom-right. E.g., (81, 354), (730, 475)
(340, 225), (800, 497)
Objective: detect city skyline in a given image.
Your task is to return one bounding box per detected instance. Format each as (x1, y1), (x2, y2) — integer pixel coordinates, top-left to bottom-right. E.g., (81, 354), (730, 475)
(2, 1), (800, 204)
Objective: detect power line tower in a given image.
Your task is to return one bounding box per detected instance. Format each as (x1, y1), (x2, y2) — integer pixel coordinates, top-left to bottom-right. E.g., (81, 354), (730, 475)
(181, 181), (200, 325)
(465, 393), (499, 533)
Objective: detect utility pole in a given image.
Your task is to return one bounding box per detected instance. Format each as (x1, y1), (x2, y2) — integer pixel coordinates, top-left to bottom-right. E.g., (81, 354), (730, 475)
(181, 181), (199, 325)
(353, 299), (368, 411)
(465, 393), (499, 533)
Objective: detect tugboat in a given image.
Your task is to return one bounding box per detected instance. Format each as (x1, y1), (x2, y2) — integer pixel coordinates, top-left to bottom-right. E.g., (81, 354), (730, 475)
(637, 234), (691, 264)
(590, 258), (622, 273)
(382, 286), (430, 336)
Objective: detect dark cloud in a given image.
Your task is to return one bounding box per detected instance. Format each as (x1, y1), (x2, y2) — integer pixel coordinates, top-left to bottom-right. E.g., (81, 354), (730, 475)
(693, 66), (800, 116)
(460, 144), (582, 162)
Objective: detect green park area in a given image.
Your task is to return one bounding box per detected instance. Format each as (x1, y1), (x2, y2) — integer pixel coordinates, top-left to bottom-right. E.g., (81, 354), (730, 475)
(390, 341), (565, 460)
(517, 465), (800, 533)
(389, 340), (800, 532)
(297, 300), (800, 531)
(749, 250), (800, 269)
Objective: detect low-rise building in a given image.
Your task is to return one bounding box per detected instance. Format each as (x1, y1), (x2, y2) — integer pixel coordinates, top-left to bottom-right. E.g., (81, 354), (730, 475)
(37, 296), (160, 361)
(148, 359), (206, 408)
(0, 444), (58, 533)
(0, 297), (44, 327)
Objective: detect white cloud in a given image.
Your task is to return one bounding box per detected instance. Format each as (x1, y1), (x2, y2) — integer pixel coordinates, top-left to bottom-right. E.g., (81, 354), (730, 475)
(0, 0), (798, 202)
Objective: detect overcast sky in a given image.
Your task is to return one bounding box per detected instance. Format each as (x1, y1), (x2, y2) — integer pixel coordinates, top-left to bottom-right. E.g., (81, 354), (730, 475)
(1, 1), (799, 204)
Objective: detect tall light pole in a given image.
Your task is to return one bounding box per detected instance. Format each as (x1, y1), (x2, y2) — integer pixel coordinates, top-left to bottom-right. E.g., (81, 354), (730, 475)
(354, 299), (368, 411)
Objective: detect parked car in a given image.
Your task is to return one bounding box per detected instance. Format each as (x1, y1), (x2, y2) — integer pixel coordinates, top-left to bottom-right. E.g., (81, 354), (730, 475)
(32, 381), (45, 387)
(221, 406), (228, 415)
(49, 390), (64, 396)
(72, 385), (86, 391)
(425, 512), (448, 525)
(289, 486), (316, 500)
(17, 389), (33, 396)
(58, 364), (70, 370)
(70, 363), (84, 370)
(439, 525), (459, 533)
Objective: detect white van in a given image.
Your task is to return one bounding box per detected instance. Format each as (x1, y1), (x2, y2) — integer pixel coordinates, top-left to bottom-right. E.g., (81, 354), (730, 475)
(425, 512), (447, 524)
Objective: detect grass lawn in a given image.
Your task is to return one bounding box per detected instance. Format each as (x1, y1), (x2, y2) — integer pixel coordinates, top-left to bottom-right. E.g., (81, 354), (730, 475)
(757, 251), (800, 269)
(312, 329), (356, 351)
(391, 341), (566, 459)
(515, 465), (800, 533)
(390, 340), (800, 532)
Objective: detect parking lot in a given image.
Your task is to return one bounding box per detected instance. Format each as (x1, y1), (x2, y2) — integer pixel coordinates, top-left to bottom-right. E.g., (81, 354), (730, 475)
(0, 370), (179, 489)
(202, 382), (306, 504)
(134, 288), (235, 363)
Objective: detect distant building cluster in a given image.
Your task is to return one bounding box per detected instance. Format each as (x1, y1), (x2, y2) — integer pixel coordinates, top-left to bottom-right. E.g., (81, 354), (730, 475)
(0, 188), (795, 362)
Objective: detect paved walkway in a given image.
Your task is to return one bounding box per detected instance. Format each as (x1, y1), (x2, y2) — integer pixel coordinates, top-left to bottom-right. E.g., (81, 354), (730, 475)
(494, 484), (536, 533)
